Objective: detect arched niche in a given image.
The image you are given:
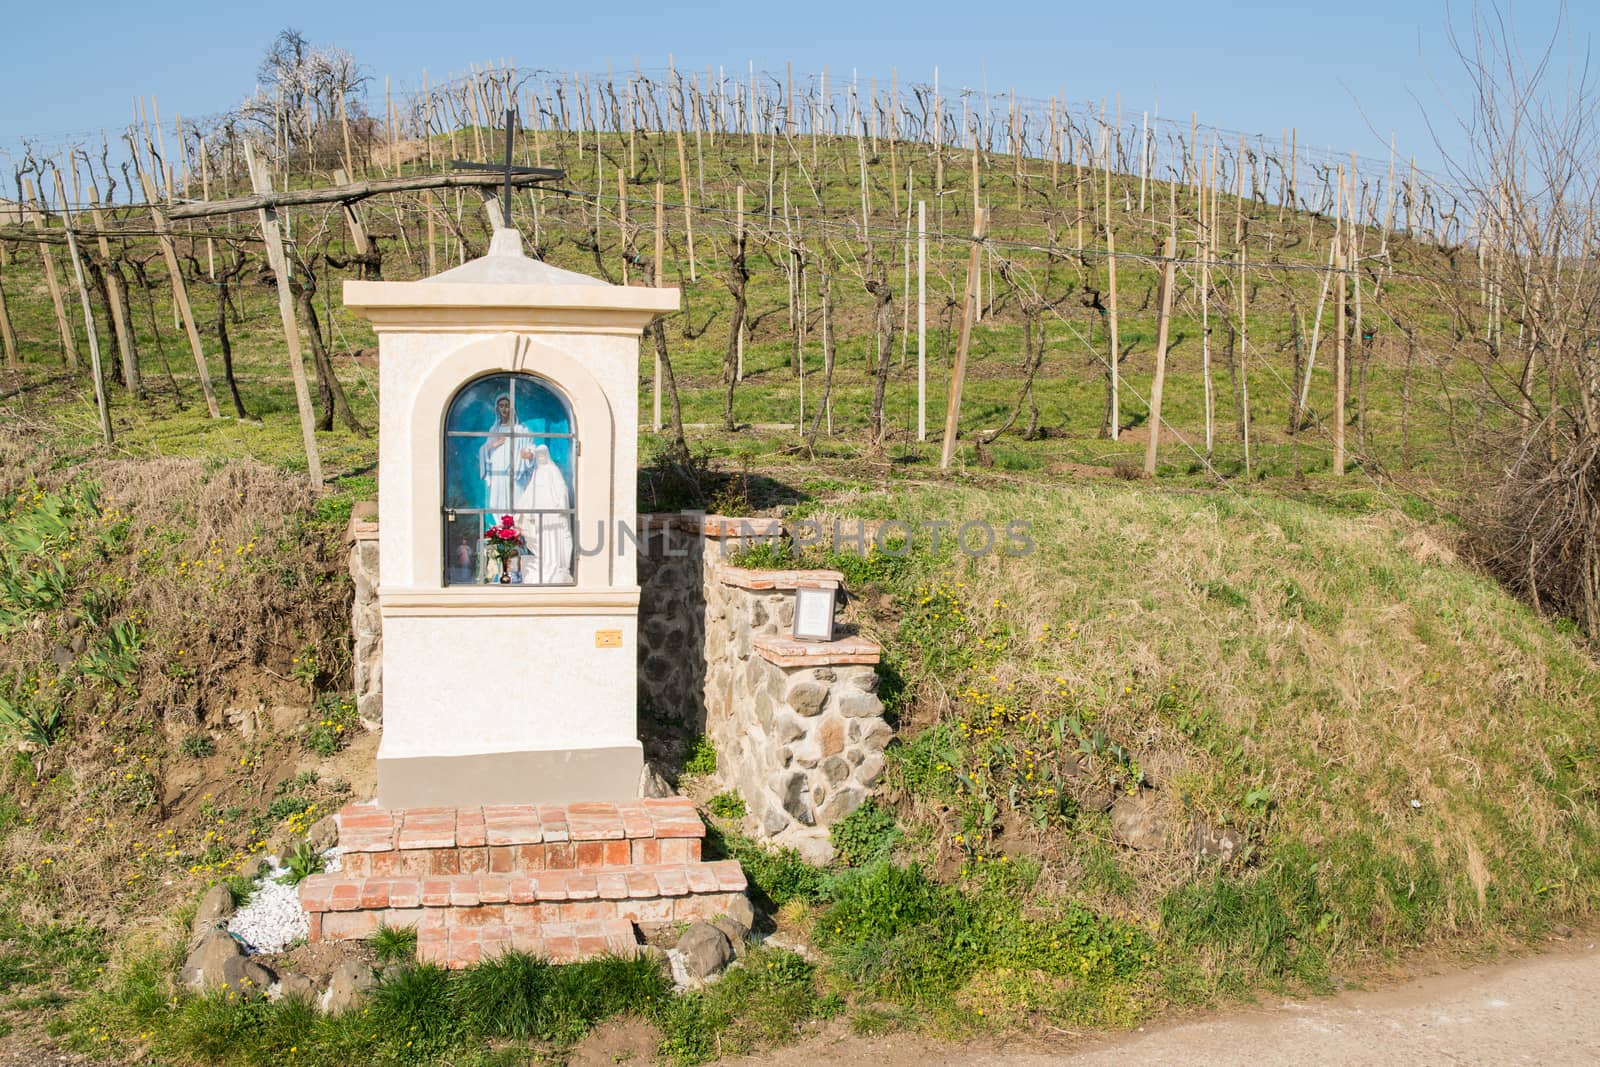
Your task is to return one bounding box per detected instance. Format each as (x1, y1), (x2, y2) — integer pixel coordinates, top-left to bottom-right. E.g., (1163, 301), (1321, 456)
(405, 333), (615, 590)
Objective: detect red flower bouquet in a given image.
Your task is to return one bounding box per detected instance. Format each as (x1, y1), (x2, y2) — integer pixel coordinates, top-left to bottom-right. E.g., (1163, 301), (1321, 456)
(483, 515), (524, 582)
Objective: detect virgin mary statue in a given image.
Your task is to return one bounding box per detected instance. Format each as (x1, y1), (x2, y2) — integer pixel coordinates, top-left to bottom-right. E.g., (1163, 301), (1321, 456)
(478, 394), (533, 513)
(515, 445), (574, 583)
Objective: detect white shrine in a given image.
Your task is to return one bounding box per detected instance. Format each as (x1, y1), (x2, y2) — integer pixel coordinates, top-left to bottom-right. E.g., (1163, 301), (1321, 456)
(344, 229), (679, 809)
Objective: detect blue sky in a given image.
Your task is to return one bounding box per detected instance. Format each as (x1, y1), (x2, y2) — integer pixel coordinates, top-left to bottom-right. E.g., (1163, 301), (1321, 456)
(2, 0), (1588, 177)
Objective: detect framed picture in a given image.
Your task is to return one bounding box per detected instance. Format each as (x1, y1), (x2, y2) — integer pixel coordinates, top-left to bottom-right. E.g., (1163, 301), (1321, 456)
(792, 584), (837, 642)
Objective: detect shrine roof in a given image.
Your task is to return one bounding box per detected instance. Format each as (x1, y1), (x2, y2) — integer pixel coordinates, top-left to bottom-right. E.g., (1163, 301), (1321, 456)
(427, 229), (607, 287)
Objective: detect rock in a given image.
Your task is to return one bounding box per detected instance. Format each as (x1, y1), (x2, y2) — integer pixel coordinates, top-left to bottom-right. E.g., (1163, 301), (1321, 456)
(774, 714), (807, 744)
(639, 763), (675, 799)
(676, 922), (734, 979)
(322, 961), (377, 1015)
(305, 816), (339, 854)
(190, 883), (235, 942)
(817, 717), (845, 758)
(181, 930), (243, 990)
(759, 800), (791, 835)
(833, 691), (882, 719)
(221, 954), (276, 996)
(852, 752), (887, 787)
(711, 917), (749, 958)
(818, 783), (867, 823)
(722, 893), (758, 933)
(274, 971), (318, 1003)
(775, 771), (814, 825)
(820, 756), (851, 784)
(790, 833), (836, 866)
(785, 680), (828, 716)
(1188, 823), (1246, 865)
(1110, 793), (1169, 851)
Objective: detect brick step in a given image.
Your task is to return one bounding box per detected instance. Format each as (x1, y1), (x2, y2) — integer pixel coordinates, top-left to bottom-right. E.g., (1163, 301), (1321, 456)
(300, 862), (748, 943)
(340, 798), (705, 851)
(336, 798), (706, 877)
(339, 834), (701, 877)
(420, 917), (639, 969)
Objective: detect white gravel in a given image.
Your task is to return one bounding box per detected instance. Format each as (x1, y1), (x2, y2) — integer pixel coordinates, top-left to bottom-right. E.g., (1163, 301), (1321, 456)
(226, 850), (340, 955)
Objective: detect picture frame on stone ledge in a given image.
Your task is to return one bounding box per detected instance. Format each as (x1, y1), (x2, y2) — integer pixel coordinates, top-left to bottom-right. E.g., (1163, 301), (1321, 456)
(792, 584), (836, 642)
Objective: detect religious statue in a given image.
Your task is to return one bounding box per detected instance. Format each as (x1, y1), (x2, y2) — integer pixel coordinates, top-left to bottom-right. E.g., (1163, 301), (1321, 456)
(479, 394), (534, 513)
(515, 444), (574, 583)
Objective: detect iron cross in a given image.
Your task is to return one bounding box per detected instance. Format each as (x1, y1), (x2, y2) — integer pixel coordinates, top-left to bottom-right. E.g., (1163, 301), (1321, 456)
(451, 107), (564, 229)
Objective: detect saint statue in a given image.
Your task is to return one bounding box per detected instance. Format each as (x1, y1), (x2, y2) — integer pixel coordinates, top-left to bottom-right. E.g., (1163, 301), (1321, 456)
(478, 394), (537, 513)
(515, 444), (574, 583)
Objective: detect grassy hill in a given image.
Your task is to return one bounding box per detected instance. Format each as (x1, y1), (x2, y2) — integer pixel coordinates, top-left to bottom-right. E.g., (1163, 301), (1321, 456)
(0, 116), (1590, 1063)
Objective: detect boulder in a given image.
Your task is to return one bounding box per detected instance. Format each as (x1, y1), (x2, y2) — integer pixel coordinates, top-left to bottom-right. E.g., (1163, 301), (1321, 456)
(784, 680), (828, 717)
(190, 884), (235, 942)
(181, 930), (242, 990)
(322, 961), (377, 1015)
(1188, 823), (1246, 865)
(639, 762), (675, 799)
(1110, 793), (1170, 851)
(274, 971), (318, 1003)
(676, 922), (734, 979)
(790, 833), (836, 867)
(818, 782), (866, 823)
(711, 917), (749, 958)
(721, 893), (757, 933)
(305, 816), (339, 854)
(221, 954), (276, 996)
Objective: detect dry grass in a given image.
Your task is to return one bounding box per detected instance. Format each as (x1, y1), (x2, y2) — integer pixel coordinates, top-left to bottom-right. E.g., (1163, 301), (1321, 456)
(801, 477), (1600, 975)
(0, 430), (357, 924)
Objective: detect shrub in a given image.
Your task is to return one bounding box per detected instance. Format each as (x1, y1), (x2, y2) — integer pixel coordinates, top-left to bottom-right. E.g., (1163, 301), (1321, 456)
(705, 825), (830, 907)
(179, 733), (214, 759)
(452, 951), (668, 1043)
(276, 841), (325, 886)
(828, 800), (900, 866)
(682, 736), (717, 777)
(655, 947), (819, 1064)
(301, 696), (359, 757)
(370, 923), (418, 966)
(368, 963), (460, 1057)
(707, 791), (746, 820)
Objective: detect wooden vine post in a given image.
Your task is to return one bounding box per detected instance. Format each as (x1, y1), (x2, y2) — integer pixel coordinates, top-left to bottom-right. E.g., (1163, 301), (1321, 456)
(51, 169), (111, 443)
(917, 199), (927, 442)
(21, 178), (77, 369)
(0, 246), (18, 370)
(653, 181), (664, 432)
(1143, 228), (1179, 476)
(939, 208), (987, 469)
(1238, 243), (1252, 476)
(1333, 245), (1346, 476)
(88, 187), (140, 397)
(245, 143), (323, 489)
(137, 169), (220, 418)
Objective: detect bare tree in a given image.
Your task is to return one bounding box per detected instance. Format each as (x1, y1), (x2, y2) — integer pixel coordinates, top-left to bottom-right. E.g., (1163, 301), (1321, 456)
(1438, 5), (1600, 635)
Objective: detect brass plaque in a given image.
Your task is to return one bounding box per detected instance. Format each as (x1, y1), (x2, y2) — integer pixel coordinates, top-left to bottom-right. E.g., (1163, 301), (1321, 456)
(595, 629), (623, 648)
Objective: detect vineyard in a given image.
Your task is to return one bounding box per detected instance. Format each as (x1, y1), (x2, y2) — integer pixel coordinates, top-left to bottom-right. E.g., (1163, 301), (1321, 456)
(0, 54), (1530, 498)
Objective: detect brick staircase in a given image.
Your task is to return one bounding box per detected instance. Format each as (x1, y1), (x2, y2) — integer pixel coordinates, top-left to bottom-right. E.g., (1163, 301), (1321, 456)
(298, 798), (748, 967)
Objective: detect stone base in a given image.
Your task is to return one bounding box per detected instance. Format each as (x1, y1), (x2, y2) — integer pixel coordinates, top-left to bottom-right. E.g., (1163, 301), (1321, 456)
(376, 743), (643, 809)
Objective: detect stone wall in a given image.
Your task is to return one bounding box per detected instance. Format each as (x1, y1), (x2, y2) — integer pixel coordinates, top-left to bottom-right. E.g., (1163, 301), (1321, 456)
(348, 508), (382, 728)
(638, 515), (893, 861)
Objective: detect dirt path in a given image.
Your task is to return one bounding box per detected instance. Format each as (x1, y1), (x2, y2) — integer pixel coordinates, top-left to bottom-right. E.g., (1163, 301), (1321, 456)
(731, 938), (1600, 1066)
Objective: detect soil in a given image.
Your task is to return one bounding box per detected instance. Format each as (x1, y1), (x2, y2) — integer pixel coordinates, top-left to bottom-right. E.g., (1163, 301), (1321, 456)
(566, 1015), (664, 1066)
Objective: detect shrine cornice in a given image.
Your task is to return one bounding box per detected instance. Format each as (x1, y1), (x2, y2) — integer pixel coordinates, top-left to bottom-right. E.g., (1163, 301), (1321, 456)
(378, 586), (641, 616)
